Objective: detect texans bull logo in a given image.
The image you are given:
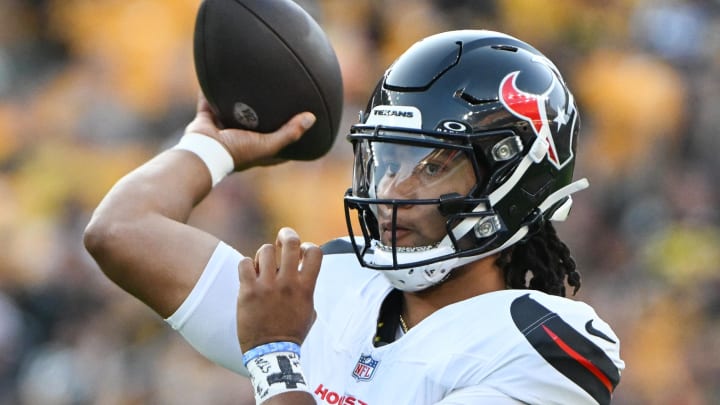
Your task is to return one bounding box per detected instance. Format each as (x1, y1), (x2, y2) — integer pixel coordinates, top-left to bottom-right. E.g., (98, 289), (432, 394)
(499, 66), (575, 170)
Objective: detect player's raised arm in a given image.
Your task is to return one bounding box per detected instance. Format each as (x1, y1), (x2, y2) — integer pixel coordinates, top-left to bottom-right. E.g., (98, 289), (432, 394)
(83, 94), (316, 318)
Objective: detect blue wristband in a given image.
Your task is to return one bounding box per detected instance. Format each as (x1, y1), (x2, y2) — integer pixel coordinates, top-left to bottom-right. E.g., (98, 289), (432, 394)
(242, 341), (301, 366)
(243, 342), (309, 403)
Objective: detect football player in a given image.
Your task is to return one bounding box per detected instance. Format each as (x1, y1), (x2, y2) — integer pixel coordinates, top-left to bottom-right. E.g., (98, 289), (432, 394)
(85, 30), (624, 404)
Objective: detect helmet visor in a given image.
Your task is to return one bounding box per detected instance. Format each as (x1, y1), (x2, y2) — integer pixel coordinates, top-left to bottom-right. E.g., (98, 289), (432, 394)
(352, 139), (477, 200)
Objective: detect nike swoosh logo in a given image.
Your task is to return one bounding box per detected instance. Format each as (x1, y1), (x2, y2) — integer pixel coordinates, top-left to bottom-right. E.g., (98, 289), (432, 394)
(585, 320), (617, 344)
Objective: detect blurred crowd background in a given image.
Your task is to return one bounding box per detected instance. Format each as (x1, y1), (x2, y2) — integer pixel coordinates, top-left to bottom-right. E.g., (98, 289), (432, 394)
(0, 0), (718, 404)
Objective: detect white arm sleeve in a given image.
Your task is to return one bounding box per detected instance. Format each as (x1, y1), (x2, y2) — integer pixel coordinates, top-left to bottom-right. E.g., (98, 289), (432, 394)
(165, 241), (250, 376)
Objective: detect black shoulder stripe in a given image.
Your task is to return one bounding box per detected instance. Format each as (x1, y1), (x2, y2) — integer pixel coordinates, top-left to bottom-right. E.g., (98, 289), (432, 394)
(511, 294), (621, 405)
(321, 238), (355, 255)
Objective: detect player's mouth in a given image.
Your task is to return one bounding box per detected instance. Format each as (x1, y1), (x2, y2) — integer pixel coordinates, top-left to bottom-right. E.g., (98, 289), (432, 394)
(379, 221), (413, 246)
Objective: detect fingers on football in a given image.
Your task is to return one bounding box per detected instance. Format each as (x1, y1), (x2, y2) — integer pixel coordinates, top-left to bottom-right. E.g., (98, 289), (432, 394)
(195, 92), (217, 123)
(261, 112), (316, 155)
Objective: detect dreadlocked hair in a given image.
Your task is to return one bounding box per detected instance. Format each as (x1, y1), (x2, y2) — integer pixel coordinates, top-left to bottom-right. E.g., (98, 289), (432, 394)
(496, 220), (582, 297)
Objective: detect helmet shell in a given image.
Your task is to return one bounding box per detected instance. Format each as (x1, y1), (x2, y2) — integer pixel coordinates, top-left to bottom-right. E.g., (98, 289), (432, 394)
(360, 30), (578, 239)
(345, 30), (581, 289)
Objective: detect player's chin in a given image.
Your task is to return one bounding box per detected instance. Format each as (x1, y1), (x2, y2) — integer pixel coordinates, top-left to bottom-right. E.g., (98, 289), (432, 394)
(380, 229), (411, 247)
(380, 232), (437, 249)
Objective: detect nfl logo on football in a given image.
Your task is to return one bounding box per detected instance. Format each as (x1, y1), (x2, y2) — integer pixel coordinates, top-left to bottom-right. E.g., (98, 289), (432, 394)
(352, 354), (379, 381)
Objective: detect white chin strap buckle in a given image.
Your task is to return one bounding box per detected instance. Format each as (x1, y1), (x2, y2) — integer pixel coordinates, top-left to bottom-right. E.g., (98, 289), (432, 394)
(539, 178), (590, 222)
(549, 197), (573, 221)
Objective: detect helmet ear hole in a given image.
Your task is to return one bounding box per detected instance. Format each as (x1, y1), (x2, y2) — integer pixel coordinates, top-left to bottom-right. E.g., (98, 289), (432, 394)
(517, 122), (531, 134)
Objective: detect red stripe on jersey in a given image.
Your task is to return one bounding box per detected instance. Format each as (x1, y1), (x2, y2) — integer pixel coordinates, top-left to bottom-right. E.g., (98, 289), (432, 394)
(541, 324), (613, 394)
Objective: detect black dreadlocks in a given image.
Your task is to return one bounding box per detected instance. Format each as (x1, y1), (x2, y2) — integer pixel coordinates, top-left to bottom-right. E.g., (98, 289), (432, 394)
(497, 221), (582, 297)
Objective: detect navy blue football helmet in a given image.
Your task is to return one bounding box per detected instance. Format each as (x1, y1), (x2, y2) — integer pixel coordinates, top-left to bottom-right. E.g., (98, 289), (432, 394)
(343, 30), (588, 291)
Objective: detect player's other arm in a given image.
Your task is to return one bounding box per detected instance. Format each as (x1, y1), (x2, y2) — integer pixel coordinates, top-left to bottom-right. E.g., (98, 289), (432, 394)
(83, 94), (316, 318)
(235, 228), (320, 405)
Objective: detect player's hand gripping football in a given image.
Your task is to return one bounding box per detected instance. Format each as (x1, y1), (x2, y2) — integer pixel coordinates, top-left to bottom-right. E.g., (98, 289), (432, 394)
(185, 93), (316, 171)
(237, 227), (322, 351)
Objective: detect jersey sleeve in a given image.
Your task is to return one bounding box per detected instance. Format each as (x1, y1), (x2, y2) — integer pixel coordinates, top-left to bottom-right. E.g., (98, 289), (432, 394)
(493, 292), (624, 405)
(164, 241), (249, 376)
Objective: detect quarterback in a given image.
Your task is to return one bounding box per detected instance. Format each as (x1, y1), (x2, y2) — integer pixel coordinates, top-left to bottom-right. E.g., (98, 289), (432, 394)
(85, 30), (624, 404)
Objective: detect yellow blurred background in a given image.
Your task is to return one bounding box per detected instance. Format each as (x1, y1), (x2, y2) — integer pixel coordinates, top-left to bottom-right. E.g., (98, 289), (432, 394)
(0, 0), (718, 404)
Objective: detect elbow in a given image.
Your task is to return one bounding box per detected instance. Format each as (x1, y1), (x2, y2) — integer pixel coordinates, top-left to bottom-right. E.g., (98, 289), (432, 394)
(83, 215), (112, 260)
(83, 211), (136, 280)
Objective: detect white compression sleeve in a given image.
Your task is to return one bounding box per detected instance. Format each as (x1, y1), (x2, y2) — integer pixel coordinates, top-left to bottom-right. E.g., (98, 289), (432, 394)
(165, 241), (250, 376)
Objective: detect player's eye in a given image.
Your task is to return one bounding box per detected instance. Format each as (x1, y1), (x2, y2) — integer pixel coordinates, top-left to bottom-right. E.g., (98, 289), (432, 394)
(417, 161), (443, 177)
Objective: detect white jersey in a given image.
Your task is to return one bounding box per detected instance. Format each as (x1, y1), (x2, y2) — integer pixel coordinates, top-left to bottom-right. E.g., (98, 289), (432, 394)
(166, 238), (624, 404)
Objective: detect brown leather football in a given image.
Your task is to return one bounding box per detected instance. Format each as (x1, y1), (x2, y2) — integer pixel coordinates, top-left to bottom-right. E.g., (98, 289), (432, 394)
(194, 0), (344, 160)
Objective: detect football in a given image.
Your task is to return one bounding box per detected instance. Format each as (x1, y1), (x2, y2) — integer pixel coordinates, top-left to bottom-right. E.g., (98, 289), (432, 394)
(193, 0), (344, 160)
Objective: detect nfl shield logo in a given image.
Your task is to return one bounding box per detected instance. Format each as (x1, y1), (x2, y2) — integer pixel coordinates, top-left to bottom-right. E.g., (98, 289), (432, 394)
(352, 354), (379, 381)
